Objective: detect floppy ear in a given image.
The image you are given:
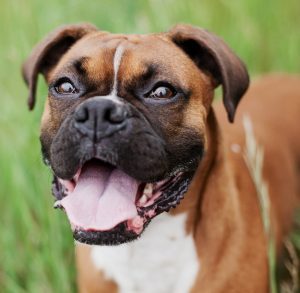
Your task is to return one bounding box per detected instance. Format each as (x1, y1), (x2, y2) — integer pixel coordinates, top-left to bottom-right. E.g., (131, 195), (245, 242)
(168, 24), (249, 122)
(22, 23), (98, 110)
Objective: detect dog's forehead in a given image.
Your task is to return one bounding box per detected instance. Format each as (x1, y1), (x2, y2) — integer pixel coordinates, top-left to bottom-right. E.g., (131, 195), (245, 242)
(51, 32), (201, 87)
(63, 31), (177, 61)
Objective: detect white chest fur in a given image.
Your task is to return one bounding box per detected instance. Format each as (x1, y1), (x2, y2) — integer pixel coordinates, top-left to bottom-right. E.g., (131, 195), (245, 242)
(90, 212), (199, 293)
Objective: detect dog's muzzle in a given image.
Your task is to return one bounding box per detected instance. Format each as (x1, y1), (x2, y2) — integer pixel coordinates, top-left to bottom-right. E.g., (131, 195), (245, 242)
(48, 96), (199, 245)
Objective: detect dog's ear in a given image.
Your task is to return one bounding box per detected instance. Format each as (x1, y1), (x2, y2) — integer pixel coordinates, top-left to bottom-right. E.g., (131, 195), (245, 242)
(22, 23), (98, 110)
(168, 24), (249, 122)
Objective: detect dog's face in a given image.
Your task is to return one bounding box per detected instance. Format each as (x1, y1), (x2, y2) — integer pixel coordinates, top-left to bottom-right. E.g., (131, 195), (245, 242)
(23, 23), (248, 245)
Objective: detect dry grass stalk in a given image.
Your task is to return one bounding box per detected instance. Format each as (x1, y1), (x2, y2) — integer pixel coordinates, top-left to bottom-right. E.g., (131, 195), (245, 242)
(243, 115), (277, 293)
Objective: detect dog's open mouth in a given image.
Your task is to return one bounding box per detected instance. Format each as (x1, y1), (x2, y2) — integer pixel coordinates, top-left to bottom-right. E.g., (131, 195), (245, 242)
(52, 159), (192, 245)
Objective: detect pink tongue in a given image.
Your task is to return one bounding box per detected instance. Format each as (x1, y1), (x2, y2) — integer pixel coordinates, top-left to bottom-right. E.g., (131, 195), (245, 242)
(61, 162), (139, 231)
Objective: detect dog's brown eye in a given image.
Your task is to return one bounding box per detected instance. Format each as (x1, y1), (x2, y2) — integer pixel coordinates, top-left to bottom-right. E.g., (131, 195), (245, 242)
(55, 81), (77, 95)
(148, 86), (175, 99)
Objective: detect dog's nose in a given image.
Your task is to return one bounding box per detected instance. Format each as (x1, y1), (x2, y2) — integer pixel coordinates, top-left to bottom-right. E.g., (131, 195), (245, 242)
(74, 98), (127, 140)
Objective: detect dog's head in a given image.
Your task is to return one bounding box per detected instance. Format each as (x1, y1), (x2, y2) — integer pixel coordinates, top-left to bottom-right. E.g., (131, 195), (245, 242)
(23, 23), (249, 245)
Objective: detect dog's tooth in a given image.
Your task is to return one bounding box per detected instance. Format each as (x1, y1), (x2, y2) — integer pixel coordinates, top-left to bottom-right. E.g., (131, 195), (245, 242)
(139, 194), (148, 205)
(54, 201), (62, 209)
(144, 184), (153, 196)
(73, 169), (81, 183)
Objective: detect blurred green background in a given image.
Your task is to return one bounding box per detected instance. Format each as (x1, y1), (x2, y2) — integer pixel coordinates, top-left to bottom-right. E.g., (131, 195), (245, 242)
(0, 0), (299, 292)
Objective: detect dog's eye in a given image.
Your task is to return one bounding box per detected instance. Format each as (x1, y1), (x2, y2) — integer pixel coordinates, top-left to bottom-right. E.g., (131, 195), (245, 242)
(55, 81), (77, 95)
(147, 86), (176, 100)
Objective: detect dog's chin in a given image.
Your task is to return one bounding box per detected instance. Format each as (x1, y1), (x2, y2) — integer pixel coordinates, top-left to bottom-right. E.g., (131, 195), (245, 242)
(73, 222), (145, 245)
(51, 158), (194, 245)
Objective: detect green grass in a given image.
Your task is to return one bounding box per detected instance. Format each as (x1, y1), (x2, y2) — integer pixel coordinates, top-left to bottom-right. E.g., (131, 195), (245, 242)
(0, 0), (299, 292)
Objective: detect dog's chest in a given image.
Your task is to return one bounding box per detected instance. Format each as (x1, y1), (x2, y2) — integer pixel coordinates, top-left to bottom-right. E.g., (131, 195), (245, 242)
(91, 213), (199, 293)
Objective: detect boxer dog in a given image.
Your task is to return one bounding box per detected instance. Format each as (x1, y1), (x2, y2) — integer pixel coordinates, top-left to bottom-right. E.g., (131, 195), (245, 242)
(22, 23), (300, 292)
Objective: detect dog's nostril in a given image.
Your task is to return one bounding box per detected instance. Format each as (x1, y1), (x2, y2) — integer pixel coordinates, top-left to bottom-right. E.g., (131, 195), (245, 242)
(75, 106), (89, 123)
(106, 106), (127, 124)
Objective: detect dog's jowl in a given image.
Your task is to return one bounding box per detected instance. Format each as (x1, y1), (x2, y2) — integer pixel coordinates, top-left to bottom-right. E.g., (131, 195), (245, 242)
(23, 23), (300, 292)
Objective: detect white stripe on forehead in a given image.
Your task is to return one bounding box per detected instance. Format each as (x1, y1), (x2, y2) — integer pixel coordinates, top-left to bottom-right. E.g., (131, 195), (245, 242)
(93, 44), (125, 104)
(111, 45), (125, 96)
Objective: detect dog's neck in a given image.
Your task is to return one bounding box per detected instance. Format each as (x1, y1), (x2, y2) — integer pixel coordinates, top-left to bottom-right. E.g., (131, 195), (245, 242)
(193, 108), (242, 248)
(170, 108), (221, 230)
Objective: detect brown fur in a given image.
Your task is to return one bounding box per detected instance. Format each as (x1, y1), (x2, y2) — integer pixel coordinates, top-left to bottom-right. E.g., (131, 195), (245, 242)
(190, 74), (300, 292)
(76, 245), (118, 293)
